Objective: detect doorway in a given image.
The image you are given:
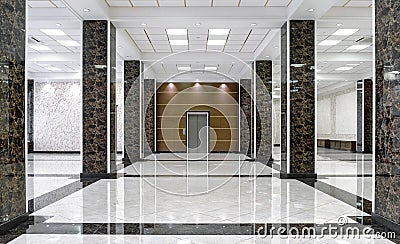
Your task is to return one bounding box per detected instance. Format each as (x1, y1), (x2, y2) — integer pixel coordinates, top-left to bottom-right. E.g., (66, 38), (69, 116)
(186, 111), (209, 159)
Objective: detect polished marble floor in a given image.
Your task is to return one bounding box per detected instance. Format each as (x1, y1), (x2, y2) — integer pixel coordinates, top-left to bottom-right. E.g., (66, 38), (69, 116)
(2, 150), (397, 243)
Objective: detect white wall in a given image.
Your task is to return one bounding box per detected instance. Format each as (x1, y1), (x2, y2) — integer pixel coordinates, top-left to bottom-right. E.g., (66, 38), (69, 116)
(317, 88), (357, 141)
(34, 81), (124, 152)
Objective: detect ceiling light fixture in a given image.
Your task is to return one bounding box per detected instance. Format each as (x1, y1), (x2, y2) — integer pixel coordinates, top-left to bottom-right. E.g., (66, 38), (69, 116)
(274, 46), (278, 49)
(307, 8), (314, 12)
(40, 29), (67, 36)
(177, 65), (191, 71)
(56, 23), (62, 27)
(83, 8), (90, 12)
(346, 63), (360, 66)
(166, 29), (188, 35)
(336, 67), (353, 71)
(195, 23), (201, 26)
(29, 45), (52, 51)
(347, 45), (370, 50)
(250, 23), (257, 26)
(318, 40), (341, 46)
(46, 67), (62, 71)
(57, 40), (80, 47)
(332, 29), (359, 36)
(266, 55), (270, 58)
(207, 40), (226, 46)
(141, 23), (147, 26)
(209, 29), (230, 35)
(170, 40), (188, 45)
(336, 23), (343, 27)
(204, 66), (218, 71)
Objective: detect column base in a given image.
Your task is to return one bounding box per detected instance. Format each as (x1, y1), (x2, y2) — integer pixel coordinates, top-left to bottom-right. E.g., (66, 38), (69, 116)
(280, 172), (317, 179)
(372, 213), (400, 235)
(80, 173), (118, 179)
(0, 213), (29, 234)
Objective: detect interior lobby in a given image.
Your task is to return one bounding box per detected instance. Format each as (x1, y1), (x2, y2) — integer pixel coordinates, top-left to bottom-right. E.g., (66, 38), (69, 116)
(0, 0), (399, 243)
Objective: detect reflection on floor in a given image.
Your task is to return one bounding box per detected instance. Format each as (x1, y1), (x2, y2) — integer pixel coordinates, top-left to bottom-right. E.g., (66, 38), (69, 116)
(1, 151), (397, 244)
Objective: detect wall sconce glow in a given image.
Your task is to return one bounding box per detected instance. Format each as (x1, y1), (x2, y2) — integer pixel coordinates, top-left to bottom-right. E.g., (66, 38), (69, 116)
(220, 83), (227, 89)
(194, 82), (201, 87)
(40, 29), (67, 36)
(168, 82), (175, 88)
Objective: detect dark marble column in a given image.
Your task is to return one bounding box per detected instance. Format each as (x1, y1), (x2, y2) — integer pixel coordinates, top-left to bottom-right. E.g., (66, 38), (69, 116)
(363, 79), (373, 153)
(27, 79), (34, 153)
(0, 0), (26, 224)
(82, 20), (117, 176)
(255, 61), (273, 162)
(356, 80), (363, 152)
(280, 20), (316, 179)
(239, 79), (253, 157)
(144, 79), (155, 157)
(375, 0), (400, 228)
(124, 60), (141, 164)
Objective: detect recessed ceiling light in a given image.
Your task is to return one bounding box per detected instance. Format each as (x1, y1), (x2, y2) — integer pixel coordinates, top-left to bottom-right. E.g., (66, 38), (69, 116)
(323, 61), (328, 64)
(166, 29), (187, 35)
(336, 67), (353, 71)
(347, 45), (370, 50)
(177, 65), (191, 72)
(29, 45), (52, 51)
(169, 40), (188, 45)
(332, 29), (359, 36)
(209, 29), (230, 35)
(195, 23), (201, 26)
(266, 55), (270, 58)
(336, 23), (343, 27)
(141, 23), (147, 26)
(346, 63), (360, 66)
(46, 67), (62, 71)
(250, 23), (257, 26)
(204, 66), (218, 71)
(274, 46), (278, 49)
(57, 40), (80, 47)
(360, 62), (364, 64)
(207, 40), (226, 45)
(318, 40), (341, 46)
(40, 29), (67, 36)
(307, 8), (314, 12)
(56, 23), (62, 27)
(83, 8), (90, 12)
(118, 46), (122, 49)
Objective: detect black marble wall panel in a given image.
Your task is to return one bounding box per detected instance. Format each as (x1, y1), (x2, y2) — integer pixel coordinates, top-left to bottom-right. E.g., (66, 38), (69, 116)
(0, 0), (26, 223)
(110, 23), (117, 172)
(375, 0), (400, 225)
(124, 61), (141, 162)
(363, 79), (373, 153)
(356, 81), (363, 152)
(27, 79), (34, 153)
(281, 22), (288, 172)
(240, 79), (253, 156)
(82, 20), (108, 174)
(144, 79), (155, 156)
(255, 61), (272, 162)
(281, 20), (315, 177)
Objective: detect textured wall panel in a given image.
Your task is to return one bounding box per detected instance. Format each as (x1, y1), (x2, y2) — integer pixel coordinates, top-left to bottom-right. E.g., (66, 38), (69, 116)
(240, 79), (253, 156)
(144, 79), (155, 156)
(363, 79), (373, 153)
(375, 0), (400, 225)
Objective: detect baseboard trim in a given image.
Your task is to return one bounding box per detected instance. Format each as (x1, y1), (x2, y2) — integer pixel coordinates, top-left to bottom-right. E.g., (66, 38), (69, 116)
(372, 213), (400, 234)
(0, 212), (29, 234)
(80, 173), (118, 179)
(280, 172), (317, 179)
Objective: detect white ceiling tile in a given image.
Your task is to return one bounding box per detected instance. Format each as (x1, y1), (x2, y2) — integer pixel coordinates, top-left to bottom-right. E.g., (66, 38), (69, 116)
(132, 0), (158, 6)
(29, 1), (55, 8)
(108, 1), (132, 7)
(186, 0), (212, 6)
(158, 0), (183, 6)
(239, 0), (266, 7)
(213, 0), (238, 6)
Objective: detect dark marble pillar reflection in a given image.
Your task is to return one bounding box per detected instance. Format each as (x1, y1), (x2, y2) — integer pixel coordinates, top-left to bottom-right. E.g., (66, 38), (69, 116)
(27, 79), (34, 153)
(280, 20), (316, 178)
(124, 61), (141, 164)
(363, 79), (373, 153)
(0, 0), (26, 224)
(356, 80), (363, 152)
(110, 24), (117, 172)
(255, 61), (272, 162)
(239, 79), (253, 157)
(375, 0), (400, 226)
(82, 20), (116, 175)
(144, 79), (155, 156)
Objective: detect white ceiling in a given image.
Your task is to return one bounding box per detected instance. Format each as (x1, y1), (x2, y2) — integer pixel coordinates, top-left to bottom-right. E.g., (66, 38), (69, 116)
(26, 0), (373, 95)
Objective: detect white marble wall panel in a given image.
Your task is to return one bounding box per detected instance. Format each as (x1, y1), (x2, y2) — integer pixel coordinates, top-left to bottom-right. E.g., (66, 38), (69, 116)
(34, 82), (82, 151)
(34, 82), (124, 152)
